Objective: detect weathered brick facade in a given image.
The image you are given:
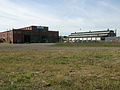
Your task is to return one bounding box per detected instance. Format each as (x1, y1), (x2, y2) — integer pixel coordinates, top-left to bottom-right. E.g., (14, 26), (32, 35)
(0, 26), (59, 43)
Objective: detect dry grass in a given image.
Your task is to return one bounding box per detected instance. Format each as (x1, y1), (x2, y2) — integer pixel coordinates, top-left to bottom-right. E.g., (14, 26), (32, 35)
(0, 49), (120, 90)
(53, 42), (120, 47)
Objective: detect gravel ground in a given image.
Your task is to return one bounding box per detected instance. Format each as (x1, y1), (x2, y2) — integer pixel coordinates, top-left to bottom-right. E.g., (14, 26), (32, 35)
(0, 43), (120, 50)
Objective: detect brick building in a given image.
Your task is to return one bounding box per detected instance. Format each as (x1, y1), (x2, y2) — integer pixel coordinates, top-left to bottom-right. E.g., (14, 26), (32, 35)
(0, 26), (59, 43)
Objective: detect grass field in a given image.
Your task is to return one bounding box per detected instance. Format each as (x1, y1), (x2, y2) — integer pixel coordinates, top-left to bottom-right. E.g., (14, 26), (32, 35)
(0, 49), (120, 90)
(53, 42), (120, 47)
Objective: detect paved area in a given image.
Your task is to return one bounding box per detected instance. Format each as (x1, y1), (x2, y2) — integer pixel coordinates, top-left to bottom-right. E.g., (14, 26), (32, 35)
(0, 43), (120, 50)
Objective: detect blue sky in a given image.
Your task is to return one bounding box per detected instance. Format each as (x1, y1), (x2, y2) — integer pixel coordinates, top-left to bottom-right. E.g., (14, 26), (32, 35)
(0, 0), (120, 36)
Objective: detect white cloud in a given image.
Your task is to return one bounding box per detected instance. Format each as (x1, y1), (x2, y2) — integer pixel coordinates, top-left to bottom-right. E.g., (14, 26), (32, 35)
(0, 0), (62, 30)
(0, 0), (120, 36)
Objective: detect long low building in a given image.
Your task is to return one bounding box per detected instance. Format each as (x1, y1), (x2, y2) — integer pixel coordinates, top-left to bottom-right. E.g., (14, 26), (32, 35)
(68, 29), (116, 42)
(0, 26), (59, 43)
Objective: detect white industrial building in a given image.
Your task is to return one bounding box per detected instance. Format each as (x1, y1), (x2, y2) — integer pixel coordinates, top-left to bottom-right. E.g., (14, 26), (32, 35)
(68, 29), (116, 42)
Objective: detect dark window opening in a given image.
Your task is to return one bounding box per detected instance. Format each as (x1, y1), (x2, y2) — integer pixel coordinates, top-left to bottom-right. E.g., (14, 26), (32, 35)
(24, 35), (30, 43)
(41, 36), (48, 43)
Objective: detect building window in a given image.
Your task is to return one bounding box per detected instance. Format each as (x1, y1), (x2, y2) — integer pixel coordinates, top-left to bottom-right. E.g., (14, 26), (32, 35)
(54, 33), (58, 36)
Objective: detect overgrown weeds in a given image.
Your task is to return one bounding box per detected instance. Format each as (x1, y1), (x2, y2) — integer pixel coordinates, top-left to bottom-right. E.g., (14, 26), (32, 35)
(0, 50), (120, 89)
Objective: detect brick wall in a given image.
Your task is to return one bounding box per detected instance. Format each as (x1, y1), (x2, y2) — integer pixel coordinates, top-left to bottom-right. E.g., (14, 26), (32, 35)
(0, 26), (59, 43)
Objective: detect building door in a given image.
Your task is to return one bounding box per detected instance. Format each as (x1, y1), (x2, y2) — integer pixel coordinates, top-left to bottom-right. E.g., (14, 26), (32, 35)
(41, 36), (48, 43)
(24, 35), (30, 43)
(101, 37), (105, 41)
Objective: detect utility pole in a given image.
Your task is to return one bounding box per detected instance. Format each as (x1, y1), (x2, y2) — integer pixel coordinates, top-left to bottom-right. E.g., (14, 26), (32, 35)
(80, 28), (82, 31)
(115, 29), (117, 37)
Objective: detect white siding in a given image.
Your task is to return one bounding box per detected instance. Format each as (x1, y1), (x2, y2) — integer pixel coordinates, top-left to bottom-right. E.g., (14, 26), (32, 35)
(88, 38), (92, 40)
(83, 38), (87, 40)
(96, 37), (101, 41)
(80, 38), (83, 40)
(92, 37), (96, 40)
